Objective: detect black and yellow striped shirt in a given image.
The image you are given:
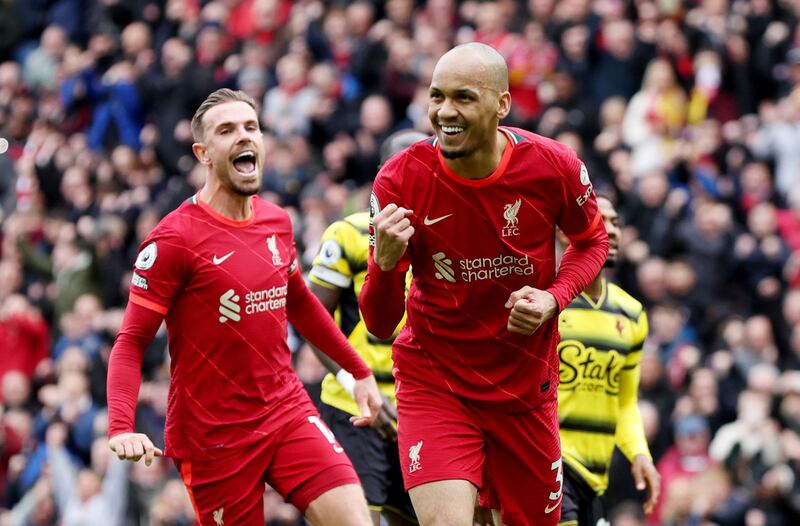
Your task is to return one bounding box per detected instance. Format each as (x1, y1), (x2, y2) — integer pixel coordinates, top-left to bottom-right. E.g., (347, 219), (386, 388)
(309, 212), (407, 416)
(557, 279), (651, 493)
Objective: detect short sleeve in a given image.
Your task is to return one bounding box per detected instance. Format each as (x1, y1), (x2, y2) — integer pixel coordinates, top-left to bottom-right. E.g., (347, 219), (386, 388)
(309, 221), (354, 289)
(557, 155), (601, 241)
(128, 225), (190, 315)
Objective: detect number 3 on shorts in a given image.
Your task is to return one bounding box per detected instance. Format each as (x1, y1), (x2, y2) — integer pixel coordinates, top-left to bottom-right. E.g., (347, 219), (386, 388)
(308, 415), (345, 453)
(544, 458), (563, 514)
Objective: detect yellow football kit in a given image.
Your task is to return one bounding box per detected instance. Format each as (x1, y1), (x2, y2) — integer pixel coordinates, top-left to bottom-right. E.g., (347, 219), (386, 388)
(557, 279), (652, 493)
(309, 211), (405, 416)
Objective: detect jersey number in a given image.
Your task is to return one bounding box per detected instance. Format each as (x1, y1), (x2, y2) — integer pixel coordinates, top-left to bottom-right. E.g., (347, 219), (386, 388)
(307, 416), (344, 453)
(544, 458), (563, 514)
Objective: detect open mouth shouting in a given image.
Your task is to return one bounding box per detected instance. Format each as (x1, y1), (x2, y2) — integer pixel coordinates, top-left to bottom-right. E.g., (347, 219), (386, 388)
(232, 150), (258, 178)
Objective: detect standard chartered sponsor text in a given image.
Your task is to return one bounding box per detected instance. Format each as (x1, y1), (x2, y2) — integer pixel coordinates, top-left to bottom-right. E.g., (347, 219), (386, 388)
(245, 285), (288, 313)
(459, 254), (534, 282)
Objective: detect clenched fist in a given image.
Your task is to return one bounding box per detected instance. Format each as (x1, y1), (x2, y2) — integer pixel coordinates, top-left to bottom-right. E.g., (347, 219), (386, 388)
(505, 286), (558, 335)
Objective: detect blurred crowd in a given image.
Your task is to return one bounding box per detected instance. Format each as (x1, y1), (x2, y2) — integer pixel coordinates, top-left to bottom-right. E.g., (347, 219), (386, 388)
(0, 0), (799, 524)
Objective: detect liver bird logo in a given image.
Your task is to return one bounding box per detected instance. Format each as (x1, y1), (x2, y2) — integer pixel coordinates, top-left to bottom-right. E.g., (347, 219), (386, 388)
(503, 199), (521, 227)
(266, 234), (282, 266)
(409, 440), (423, 473)
(213, 508), (224, 526)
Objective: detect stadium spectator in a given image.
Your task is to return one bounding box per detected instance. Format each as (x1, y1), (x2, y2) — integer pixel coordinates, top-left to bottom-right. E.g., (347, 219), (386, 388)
(650, 415), (717, 525)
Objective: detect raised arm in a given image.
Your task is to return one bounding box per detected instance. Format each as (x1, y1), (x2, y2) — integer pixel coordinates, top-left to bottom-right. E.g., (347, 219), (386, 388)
(359, 202), (412, 339)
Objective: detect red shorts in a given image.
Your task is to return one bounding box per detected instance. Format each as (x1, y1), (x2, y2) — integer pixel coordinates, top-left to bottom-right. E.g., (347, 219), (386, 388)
(396, 377), (563, 526)
(175, 409), (359, 525)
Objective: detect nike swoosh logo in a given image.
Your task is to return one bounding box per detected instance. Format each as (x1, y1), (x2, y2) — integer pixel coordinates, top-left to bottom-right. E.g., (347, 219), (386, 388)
(423, 214), (453, 226)
(544, 499), (562, 515)
(213, 251), (234, 265)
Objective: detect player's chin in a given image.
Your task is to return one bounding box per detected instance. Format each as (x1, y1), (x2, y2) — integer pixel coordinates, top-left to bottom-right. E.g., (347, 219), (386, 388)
(231, 175), (261, 196)
(231, 181), (261, 197)
(440, 146), (469, 160)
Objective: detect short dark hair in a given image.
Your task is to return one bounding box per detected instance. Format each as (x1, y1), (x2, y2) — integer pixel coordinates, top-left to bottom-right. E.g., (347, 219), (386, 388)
(191, 88), (257, 142)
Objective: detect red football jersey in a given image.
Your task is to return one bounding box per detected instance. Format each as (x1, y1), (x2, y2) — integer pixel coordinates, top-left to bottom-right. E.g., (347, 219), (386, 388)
(370, 127), (601, 411)
(128, 195), (308, 459)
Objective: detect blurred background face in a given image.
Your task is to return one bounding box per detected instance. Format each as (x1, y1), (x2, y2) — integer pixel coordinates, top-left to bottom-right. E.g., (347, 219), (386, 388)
(643, 58), (676, 91)
(77, 469), (101, 502)
(747, 202), (777, 238)
(360, 95), (393, 136)
(1, 371), (30, 409)
(636, 257), (667, 301)
(0, 261), (22, 302)
(676, 426), (709, 456)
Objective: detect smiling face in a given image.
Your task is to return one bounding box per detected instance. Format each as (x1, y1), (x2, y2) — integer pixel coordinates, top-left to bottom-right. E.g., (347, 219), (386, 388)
(428, 44), (510, 160)
(193, 100), (265, 196)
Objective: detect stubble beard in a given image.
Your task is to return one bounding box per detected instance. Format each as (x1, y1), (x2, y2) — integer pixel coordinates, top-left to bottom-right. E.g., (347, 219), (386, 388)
(230, 182), (259, 196)
(220, 165), (261, 196)
(440, 147), (472, 160)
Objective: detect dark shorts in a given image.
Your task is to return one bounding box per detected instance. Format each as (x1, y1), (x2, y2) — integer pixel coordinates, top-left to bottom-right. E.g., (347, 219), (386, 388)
(559, 464), (606, 526)
(175, 409), (359, 525)
(320, 402), (417, 522)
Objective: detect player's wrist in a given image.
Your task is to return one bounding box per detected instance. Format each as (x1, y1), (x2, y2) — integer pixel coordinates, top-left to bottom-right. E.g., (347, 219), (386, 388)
(543, 288), (564, 314)
(545, 291), (558, 316)
(375, 254), (399, 272)
(335, 369), (356, 397)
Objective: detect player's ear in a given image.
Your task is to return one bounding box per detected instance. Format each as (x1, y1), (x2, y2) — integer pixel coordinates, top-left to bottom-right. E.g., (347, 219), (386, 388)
(192, 142), (211, 165)
(497, 91), (511, 120)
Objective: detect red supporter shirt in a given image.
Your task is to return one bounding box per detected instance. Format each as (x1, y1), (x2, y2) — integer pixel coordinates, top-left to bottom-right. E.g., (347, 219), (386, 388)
(364, 127), (606, 412)
(121, 196), (316, 459)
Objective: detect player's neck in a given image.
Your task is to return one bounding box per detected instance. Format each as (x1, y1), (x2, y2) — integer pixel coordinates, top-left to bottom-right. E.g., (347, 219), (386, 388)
(198, 184), (253, 221)
(443, 129), (508, 180)
(584, 273), (604, 301)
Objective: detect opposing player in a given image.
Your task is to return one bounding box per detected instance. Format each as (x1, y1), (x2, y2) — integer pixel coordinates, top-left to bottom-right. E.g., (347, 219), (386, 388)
(359, 43), (609, 526)
(106, 89), (381, 526)
(557, 195), (660, 525)
(309, 130), (427, 526)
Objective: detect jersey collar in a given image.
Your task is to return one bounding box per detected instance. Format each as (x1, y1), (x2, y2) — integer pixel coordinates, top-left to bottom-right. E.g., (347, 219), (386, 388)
(579, 278), (608, 310)
(436, 127), (515, 187)
(193, 193), (256, 227)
